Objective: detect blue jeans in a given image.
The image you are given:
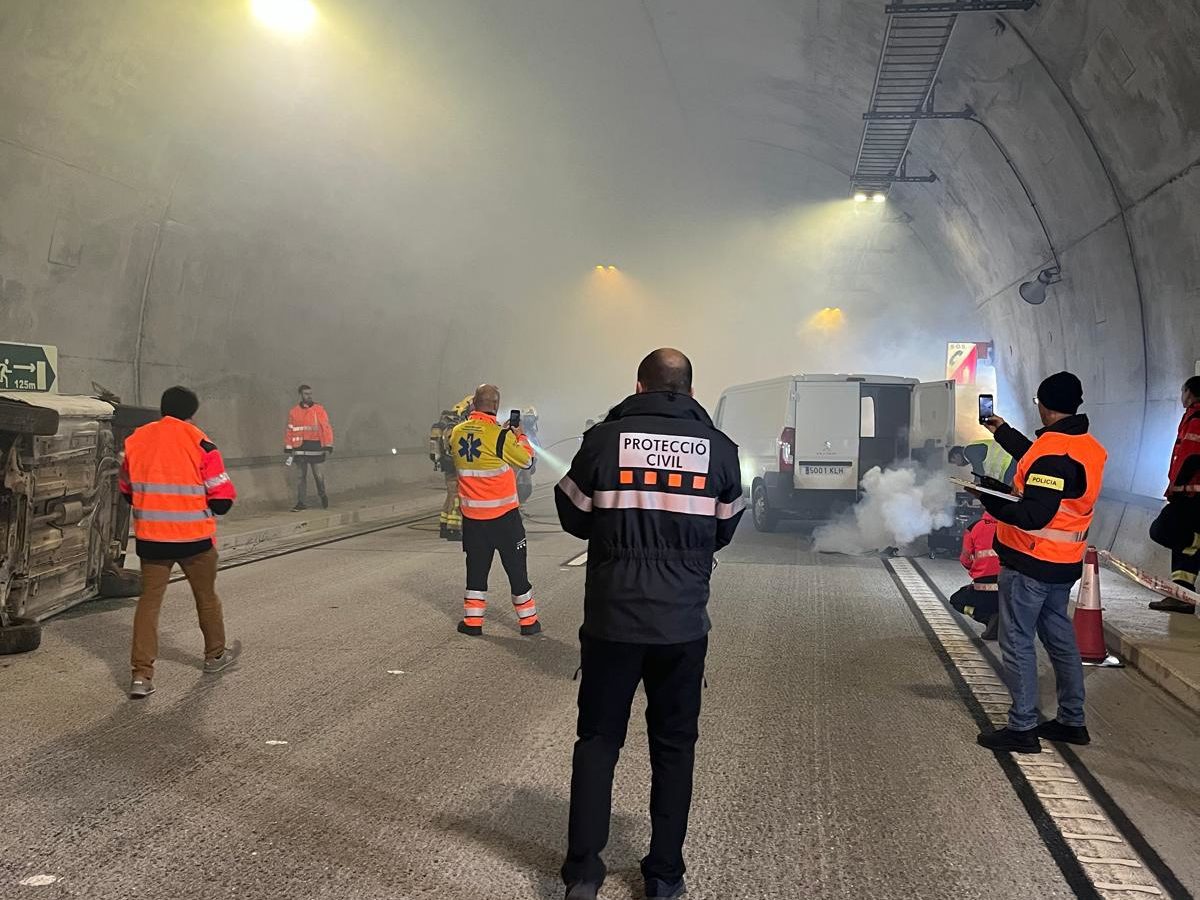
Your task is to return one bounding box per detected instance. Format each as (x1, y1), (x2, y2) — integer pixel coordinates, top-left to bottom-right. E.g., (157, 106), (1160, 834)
(997, 568), (1086, 731)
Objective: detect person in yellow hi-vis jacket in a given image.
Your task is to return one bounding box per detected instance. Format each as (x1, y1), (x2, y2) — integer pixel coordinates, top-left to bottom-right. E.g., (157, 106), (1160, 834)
(449, 384), (540, 636)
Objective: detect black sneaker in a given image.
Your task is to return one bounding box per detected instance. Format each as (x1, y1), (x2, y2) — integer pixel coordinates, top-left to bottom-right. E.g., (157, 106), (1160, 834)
(645, 877), (686, 899)
(565, 884), (599, 900)
(291, 504), (307, 512)
(1037, 719), (1090, 745)
(520, 621), (542, 636)
(977, 727), (1040, 754)
(981, 613), (999, 641)
(457, 621), (482, 637)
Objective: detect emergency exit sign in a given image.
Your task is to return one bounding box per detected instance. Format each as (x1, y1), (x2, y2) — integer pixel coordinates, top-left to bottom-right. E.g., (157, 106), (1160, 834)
(0, 342), (58, 392)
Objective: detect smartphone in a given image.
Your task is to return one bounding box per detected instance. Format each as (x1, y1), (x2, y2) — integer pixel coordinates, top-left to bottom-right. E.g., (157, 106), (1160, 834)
(508, 409), (521, 428)
(978, 394), (994, 424)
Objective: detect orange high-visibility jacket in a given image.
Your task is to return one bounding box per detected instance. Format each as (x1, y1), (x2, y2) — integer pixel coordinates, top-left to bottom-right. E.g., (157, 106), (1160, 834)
(285, 403), (334, 453)
(120, 417), (237, 543)
(995, 432), (1107, 567)
(450, 411), (534, 519)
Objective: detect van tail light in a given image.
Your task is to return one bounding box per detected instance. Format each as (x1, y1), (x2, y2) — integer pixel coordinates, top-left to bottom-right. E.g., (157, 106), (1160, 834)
(778, 427), (795, 474)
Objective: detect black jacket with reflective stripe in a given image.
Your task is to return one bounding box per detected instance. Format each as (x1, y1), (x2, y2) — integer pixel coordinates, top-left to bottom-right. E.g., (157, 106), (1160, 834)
(555, 392), (744, 644)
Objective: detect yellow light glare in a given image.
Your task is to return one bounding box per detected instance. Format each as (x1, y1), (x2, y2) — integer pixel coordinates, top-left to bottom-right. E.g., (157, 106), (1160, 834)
(853, 192), (868, 203)
(872, 192), (887, 203)
(251, 0), (318, 35)
(595, 265), (605, 271)
(607, 265), (617, 271)
(806, 306), (846, 333)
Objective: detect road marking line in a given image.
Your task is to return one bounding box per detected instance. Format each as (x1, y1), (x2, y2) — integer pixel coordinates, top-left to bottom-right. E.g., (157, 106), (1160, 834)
(565, 551), (588, 567)
(888, 558), (1171, 899)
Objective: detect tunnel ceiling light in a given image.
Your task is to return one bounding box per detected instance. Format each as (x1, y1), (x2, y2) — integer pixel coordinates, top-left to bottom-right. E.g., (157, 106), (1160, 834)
(1018, 266), (1061, 306)
(251, 0), (318, 35)
(853, 192), (868, 203)
(872, 192), (887, 203)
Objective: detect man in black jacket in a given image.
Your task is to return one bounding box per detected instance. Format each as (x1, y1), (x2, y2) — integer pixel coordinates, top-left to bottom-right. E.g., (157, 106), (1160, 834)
(970, 372), (1107, 754)
(555, 348), (744, 900)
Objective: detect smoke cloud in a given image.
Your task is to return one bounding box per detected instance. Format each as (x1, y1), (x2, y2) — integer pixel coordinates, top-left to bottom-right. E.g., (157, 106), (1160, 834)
(813, 465), (956, 555)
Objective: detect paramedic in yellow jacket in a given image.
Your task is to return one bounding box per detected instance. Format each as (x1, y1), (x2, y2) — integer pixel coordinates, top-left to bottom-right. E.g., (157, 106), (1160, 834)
(450, 384), (540, 636)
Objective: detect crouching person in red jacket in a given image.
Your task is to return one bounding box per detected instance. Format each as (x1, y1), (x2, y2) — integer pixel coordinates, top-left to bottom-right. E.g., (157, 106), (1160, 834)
(949, 511), (1001, 640)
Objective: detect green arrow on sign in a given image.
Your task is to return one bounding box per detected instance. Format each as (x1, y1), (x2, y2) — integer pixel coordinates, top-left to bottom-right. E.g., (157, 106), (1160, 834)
(0, 342), (58, 392)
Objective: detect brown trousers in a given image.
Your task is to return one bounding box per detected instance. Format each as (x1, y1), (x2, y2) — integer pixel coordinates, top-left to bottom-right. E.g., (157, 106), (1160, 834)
(131, 547), (226, 680)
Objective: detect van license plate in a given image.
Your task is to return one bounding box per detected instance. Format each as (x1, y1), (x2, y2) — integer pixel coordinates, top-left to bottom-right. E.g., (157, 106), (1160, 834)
(803, 465), (846, 476)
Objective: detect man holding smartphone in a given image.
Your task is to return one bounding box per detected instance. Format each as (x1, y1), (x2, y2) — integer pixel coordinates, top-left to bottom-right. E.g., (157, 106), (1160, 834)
(448, 384), (540, 636)
(970, 371), (1107, 754)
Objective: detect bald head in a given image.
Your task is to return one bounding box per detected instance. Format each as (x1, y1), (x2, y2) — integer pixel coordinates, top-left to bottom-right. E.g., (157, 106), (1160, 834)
(473, 384), (501, 414)
(637, 348), (693, 396)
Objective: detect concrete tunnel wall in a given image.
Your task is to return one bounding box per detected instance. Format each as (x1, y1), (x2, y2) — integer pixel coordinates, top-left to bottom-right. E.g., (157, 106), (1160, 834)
(0, 1), (492, 509)
(887, 1), (1200, 570)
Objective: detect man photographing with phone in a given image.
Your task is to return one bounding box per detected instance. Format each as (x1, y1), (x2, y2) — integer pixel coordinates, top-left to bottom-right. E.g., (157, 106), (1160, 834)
(449, 384), (541, 636)
(968, 371), (1107, 754)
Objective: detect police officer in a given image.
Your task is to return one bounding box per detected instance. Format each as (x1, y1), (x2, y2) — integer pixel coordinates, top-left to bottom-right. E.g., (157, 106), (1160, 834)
(555, 348), (744, 900)
(971, 371), (1107, 754)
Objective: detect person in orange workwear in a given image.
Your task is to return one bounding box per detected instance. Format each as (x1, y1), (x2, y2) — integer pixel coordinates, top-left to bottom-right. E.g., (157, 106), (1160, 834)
(284, 384), (334, 511)
(119, 386), (238, 699)
(449, 384), (540, 636)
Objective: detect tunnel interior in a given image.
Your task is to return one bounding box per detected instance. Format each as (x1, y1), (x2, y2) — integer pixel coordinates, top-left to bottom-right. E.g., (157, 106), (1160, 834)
(0, 0), (1197, 566)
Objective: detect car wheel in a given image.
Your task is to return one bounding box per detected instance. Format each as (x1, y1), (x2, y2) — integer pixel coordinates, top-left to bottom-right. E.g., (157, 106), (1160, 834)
(0, 617), (42, 655)
(752, 483), (778, 533)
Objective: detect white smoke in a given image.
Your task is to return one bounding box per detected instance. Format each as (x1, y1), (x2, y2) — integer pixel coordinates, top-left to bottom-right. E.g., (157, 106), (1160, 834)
(813, 465), (956, 555)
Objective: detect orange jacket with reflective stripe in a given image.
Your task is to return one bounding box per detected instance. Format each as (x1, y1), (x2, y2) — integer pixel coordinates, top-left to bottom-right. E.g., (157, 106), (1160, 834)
(121, 417), (237, 542)
(995, 431), (1106, 567)
(450, 412), (533, 520)
(285, 403), (334, 451)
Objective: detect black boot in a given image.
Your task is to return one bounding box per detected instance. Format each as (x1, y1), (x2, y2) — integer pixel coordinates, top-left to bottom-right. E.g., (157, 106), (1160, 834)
(457, 621), (482, 637)
(981, 613), (999, 641)
(320, 494), (329, 509)
(520, 621), (542, 636)
(1148, 597), (1193, 613)
(977, 727), (1040, 754)
(1037, 719), (1091, 745)
(645, 877), (686, 899)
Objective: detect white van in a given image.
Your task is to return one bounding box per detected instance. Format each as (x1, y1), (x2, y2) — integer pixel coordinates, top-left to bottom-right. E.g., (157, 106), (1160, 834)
(714, 374), (956, 530)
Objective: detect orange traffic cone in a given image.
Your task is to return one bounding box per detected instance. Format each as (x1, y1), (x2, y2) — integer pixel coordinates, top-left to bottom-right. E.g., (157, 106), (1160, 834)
(1074, 547), (1123, 668)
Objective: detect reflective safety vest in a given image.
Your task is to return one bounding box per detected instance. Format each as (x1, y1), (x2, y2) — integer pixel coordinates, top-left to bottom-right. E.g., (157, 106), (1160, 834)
(995, 432), (1107, 566)
(450, 411), (533, 519)
(1167, 402), (1200, 497)
(285, 403), (334, 453)
(122, 417), (237, 543)
(968, 440), (1015, 483)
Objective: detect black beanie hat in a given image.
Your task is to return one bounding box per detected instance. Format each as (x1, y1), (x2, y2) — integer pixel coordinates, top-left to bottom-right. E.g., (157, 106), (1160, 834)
(1037, 371), (1083, 414)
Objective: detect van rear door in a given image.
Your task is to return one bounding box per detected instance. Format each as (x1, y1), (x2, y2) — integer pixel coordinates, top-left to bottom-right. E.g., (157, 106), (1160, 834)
(792, 381), (859, 491)
(910, 380), (956, 460)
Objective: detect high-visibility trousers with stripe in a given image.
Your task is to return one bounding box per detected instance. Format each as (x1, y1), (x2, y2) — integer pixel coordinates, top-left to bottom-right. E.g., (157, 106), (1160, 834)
(461, 509), (536, 629)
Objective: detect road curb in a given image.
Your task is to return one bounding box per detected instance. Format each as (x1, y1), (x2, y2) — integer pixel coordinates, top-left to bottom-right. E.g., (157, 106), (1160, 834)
(216, 497), (442, 553)
(1102, 619), (1200, 714)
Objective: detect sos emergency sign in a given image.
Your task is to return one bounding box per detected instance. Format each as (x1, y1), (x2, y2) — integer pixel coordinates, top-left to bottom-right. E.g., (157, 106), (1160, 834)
(619, 433), (710, 473)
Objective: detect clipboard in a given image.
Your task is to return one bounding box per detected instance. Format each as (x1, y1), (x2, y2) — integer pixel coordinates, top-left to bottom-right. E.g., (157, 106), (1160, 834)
(949, 475), (1021, 501)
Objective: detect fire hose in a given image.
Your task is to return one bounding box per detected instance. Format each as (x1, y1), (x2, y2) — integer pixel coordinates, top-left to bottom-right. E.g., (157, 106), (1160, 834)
(1095, 549), (1199, 608)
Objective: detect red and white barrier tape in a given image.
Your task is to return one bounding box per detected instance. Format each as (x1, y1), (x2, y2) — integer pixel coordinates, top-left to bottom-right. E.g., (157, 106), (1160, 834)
(1095, 549), (1199, 607)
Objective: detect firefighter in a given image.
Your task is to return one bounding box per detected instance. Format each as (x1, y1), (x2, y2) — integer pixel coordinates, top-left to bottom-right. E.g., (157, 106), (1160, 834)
(284, 384), (334, 511)
(516, 405), (540, 504)
(119, 386), (238, 699)
(430, 396), (472, 540)
(450, 384), (539, 635)
(1148, 375), (1200, 612)
(949, 512), (1001, 640)
(949, 439), (1016, 485)
(555, 349), (744, 900)
(970, 371), (1107, 754)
